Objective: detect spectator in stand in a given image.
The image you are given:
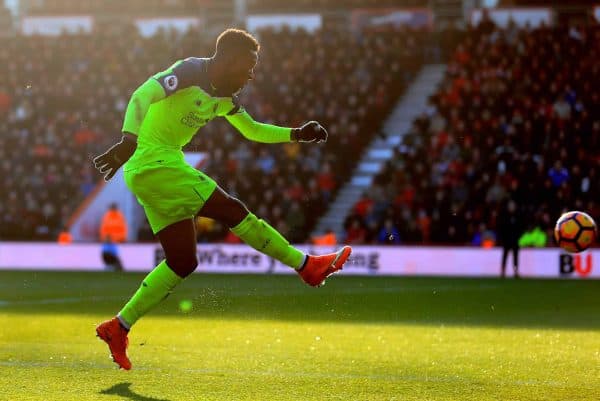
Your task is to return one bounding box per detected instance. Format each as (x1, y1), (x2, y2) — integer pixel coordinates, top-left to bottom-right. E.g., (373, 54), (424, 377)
(312, 228), (337, 246)
(354, 192), (375, 219)
(345, 217), (367, 244)
(316, 162), (336, 201)
(471, 223), (496, 248)
(57, 226), (73, 244)
(0, 87), (10, 114)
(548, 160), (569, 187)
(416, 209), (431, 244)
(378, 218), (401, 245)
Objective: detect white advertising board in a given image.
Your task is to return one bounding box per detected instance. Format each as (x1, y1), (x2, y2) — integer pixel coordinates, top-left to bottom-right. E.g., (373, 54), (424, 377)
(0, 243), (597, 279)
(134, 18), (202, 38)
(351, 8), (433, 30)
(471, 8), (553, 28)
(246, 14), (322, 33)
(21, 16), (94, 36)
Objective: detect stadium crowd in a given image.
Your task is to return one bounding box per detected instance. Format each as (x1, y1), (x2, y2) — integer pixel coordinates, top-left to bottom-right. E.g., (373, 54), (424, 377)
(246, 0), (422, 11)
(347, 21), (600, 245)
(0, 23), (435, 241)
(25, 0), (422, 15)
(25, 0), (218, 15)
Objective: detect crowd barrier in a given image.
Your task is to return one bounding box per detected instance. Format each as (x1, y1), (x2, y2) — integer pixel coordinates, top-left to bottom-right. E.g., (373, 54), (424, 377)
(0, 243), (597, 279)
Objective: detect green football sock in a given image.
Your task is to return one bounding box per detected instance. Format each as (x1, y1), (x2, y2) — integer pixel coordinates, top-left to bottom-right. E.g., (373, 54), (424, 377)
(117, 260), (182, 329)
(231, 212), (306, 269)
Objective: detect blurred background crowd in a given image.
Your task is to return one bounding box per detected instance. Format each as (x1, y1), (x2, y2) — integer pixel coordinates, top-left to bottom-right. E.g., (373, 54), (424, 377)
(0, 21), (450, 241)
(345, 22), (600, 246)
(0, 0), (597, 247)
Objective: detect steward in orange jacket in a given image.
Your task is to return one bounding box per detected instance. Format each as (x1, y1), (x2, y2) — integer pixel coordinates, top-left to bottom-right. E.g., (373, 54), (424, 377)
(100, 203), (128, 243)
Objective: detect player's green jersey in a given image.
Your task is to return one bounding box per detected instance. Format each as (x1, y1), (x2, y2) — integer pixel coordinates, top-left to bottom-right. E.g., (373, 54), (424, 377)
(122, 57), (292, 170)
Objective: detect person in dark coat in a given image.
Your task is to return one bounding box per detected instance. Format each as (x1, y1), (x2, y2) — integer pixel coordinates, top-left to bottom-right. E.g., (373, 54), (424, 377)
(497, 200), (525, 278)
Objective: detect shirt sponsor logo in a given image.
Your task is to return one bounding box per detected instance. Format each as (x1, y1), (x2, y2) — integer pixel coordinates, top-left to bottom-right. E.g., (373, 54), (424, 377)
(181, 112), (209, 128)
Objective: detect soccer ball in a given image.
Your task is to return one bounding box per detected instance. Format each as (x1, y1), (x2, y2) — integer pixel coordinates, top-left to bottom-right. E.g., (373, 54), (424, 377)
(554, 211), (597, 253)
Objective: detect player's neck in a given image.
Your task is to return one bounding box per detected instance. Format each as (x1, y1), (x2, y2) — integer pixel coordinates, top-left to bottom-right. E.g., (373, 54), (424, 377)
(205, 57), (220, 94)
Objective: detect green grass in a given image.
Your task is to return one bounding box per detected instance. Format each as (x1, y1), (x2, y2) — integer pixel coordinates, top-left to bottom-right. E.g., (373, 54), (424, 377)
(0, 271), (598, 401)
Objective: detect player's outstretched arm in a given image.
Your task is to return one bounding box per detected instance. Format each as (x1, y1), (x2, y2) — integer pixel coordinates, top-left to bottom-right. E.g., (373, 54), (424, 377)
(225, 107), (328, 144)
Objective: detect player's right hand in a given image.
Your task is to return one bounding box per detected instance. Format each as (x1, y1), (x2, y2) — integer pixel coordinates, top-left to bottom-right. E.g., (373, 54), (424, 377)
(93, 136), (137, 181)
(291, 121), (328, 143)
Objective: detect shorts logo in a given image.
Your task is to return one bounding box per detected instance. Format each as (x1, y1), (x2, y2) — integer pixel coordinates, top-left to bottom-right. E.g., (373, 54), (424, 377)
(163, 75), (178, 91)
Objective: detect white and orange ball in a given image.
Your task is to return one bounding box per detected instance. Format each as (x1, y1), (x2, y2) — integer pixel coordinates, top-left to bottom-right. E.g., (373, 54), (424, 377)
(554, 211), (597, 253)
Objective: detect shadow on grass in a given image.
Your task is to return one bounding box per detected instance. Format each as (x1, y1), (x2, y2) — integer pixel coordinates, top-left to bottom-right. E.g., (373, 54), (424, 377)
(100, 382), (172, 401)
(1, 271), (599, 330)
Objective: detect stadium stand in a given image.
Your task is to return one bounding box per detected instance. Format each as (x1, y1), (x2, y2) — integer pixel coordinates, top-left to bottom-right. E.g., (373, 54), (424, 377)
(24, 0), (221, 16)
(0, 23), (436, 241)
(23, 0), (426, 15)
(347, 21), (600, 245)
(246, 0), (424, 12)
(0, 3), (12, 36)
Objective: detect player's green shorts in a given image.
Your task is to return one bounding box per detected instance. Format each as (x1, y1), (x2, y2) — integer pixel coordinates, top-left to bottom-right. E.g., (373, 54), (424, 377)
(124, 159), (217, 234)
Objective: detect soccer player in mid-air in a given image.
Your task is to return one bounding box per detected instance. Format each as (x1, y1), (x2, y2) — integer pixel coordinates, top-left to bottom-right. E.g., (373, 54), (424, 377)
(93, 28), (352, 370)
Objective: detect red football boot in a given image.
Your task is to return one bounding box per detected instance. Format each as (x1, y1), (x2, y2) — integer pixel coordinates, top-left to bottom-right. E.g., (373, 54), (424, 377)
(96, 317), (132, 370)
(298, 246), (352, 287)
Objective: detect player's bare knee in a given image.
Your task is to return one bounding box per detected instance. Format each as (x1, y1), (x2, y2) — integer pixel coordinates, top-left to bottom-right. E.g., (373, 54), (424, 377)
(166, 255), (198, 277)
(226, 196), (250, 227)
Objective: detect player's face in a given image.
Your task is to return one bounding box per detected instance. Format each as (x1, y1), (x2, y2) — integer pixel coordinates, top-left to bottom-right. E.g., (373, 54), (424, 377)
(227, 51), (257, 95)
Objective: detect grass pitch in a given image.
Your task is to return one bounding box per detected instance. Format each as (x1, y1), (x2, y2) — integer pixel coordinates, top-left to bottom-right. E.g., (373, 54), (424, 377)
(0, 271), (598, 401)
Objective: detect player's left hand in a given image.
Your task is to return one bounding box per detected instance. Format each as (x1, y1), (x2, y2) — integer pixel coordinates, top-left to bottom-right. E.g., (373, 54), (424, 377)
(291, 121), (328, 143)
(93, 135), (137, 181)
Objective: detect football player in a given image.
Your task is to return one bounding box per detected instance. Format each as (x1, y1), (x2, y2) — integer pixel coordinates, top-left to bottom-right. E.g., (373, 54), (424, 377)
(93, 28), (351, 370)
